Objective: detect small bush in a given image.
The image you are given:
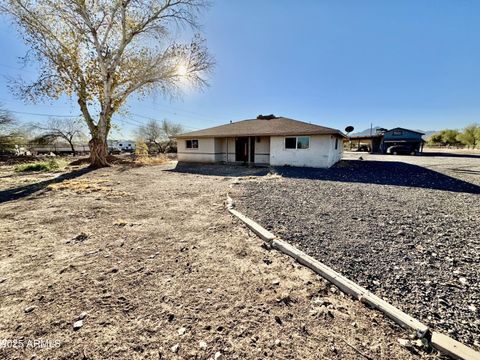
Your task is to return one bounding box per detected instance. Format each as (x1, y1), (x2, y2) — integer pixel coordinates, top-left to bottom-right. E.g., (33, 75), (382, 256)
(135, 141), (149, 156)
(15, 159), (66, 172)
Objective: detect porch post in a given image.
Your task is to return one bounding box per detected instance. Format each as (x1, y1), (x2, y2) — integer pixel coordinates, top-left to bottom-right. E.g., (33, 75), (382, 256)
(226, 138), (229, 162)
(247, 137), (251, 164)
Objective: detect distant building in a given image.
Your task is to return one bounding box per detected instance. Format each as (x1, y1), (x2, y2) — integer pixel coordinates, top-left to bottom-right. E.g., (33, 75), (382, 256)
(380, 128), (425, 153)
(347, 127), (425, 154)
(30, 143), (89, 155)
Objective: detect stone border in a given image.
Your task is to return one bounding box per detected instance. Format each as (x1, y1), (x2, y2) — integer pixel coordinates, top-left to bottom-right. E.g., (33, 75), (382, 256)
(226, 194), (480, 360)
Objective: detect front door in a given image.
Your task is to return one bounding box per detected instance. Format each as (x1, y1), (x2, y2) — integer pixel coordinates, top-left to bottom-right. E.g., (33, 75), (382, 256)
(235, 137), (248, 162)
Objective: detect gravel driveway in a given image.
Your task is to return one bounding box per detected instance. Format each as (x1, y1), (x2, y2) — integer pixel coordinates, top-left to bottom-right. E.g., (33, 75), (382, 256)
(233, 152), (480, 350)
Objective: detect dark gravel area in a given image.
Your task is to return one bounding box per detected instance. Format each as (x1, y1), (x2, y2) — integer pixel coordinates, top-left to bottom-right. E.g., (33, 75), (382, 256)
(233, 154), (480, 350)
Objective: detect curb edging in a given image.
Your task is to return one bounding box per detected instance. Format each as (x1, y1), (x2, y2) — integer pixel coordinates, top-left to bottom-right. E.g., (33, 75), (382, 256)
(226, 194), (480, 360)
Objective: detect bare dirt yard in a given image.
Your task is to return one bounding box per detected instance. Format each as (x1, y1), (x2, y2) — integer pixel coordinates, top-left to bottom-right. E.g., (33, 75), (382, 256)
(232, 151), (480, 352)
(0, 159), (431, 359)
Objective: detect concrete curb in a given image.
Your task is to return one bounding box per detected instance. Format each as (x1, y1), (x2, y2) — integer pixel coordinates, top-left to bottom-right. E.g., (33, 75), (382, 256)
(226, 195), (480, 360)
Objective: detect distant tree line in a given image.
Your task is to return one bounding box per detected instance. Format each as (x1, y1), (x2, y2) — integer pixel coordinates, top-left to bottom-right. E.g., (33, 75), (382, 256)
(1, 104), (184, 156)
(427, 124), (480, 148)
(0, 104), (88, 155)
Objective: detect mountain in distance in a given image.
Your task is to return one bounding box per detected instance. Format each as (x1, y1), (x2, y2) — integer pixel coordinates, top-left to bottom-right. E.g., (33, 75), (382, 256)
(351, 127), (437, 139)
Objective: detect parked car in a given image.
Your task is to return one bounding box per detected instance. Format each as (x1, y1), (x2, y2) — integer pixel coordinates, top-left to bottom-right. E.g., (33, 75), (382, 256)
(386, 145), (417, 155)
(356, 145), (370, 152)
(108, 148), (121, 155)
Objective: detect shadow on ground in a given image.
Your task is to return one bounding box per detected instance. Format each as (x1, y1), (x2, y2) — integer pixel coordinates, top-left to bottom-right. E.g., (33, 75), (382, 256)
(0, 168), (94, 204)
(170, 162), (270, 177)
(172, 160), (480, 194)
(420, 152), (480, 159)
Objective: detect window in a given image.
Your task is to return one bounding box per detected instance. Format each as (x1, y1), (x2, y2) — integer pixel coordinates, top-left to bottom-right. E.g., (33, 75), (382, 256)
(297, 136), (310, 149)
(186, 139), (198, 149)
(392, 130), (403, 136)
(335, 138), (338, 149)
(285, 137), (297, 149)
(285, 136), (310, 150)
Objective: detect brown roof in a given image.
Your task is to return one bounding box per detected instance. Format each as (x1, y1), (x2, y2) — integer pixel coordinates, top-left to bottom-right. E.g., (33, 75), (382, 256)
(177, 117), (346, 138)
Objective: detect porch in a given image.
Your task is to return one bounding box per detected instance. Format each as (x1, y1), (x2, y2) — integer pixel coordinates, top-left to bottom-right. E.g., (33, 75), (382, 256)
(217, 136), (270, 165)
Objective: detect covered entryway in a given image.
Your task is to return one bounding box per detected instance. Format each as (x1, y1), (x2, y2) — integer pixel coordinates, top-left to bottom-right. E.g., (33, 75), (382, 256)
(235, 137), (255, 162)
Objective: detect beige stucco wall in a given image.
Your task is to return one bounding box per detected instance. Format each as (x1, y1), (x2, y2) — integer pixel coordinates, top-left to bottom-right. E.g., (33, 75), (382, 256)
(254, 136), (270, 164)
(326, 135), (343, 167)
(177, 137), (216, 163)
(269, 135), (342, 168)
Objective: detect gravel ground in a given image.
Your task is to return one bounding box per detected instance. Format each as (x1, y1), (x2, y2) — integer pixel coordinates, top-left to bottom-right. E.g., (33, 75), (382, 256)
(232, 152), (480, 351)
(0, 160), (425, 359)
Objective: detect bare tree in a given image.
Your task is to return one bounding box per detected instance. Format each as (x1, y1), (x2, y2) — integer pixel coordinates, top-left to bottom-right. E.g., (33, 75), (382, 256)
(35, 117), (86, 155)
(137, 118), (183, 153)
(0, 106), (14, 127)
(137, 119), (163, 153)
(1, 0), (214, 167)
(0, 105), (23, 153)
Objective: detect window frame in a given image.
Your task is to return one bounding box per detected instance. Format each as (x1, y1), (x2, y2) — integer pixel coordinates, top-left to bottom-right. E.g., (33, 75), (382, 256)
(185, 139), (199, 149)
(284, 136), (310, 150)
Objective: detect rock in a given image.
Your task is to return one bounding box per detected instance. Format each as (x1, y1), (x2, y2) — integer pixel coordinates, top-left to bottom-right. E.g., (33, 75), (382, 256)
(111, 267), (119, 273)
(214, 351), (223, 360)
(397, 338), (410, 347)
(206, 288), (213, 294)
(0, 278), (6, 284)
(177, 327), (187, 335)
(459, 277), (467, 285)
(274, 339), (281, 347)
(171, 344), (180, 353)
(73, 319), (83, 330)
(24, 305), (37, 313)
(72, 233), (89, 242)
(199, 340), (208, 350)
(468, 304), (477, 312)
(397, 230), (406, 236)
(78, 311), (87, 320)
(271, 279), (280, 286)
(263, 258), (272, 265)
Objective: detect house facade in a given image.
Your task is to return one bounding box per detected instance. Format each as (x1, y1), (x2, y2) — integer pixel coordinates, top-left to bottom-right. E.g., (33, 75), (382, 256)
(176, 115), (345, 168)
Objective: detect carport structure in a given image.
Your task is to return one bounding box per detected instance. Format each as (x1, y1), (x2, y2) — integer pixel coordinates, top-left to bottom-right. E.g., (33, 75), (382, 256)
(380, 128), (425, 154)
(346, 134), (383, 153)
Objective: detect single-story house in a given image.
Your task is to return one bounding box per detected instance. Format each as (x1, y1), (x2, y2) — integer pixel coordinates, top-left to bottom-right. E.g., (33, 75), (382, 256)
(176, 115), (346, 168)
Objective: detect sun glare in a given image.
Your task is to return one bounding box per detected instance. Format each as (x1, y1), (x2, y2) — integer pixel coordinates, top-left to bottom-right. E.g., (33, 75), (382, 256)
(176, 64), (188, 76)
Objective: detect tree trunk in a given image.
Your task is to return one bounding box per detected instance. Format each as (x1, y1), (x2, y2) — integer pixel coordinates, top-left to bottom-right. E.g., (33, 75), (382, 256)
(68, 140), (76, 156)
(89, 134), (109, 168)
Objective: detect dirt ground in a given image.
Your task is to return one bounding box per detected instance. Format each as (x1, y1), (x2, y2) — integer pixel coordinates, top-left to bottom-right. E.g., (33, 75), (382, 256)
(232, 151), (480, 351)
(0, 160), (431, 359)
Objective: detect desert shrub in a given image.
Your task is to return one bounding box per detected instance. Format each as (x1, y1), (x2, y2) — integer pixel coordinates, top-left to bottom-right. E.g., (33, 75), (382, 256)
(135, 141), (149, 156)
(15, 159), (66, 172)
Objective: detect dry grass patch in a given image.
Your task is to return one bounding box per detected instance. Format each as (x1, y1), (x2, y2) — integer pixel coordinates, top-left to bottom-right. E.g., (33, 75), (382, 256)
(134, 155), (169, 166)
(47, 179), (129, 197)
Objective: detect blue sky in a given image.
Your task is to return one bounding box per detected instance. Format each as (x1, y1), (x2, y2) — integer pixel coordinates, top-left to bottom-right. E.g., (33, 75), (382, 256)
(1, 0), (480, 138)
